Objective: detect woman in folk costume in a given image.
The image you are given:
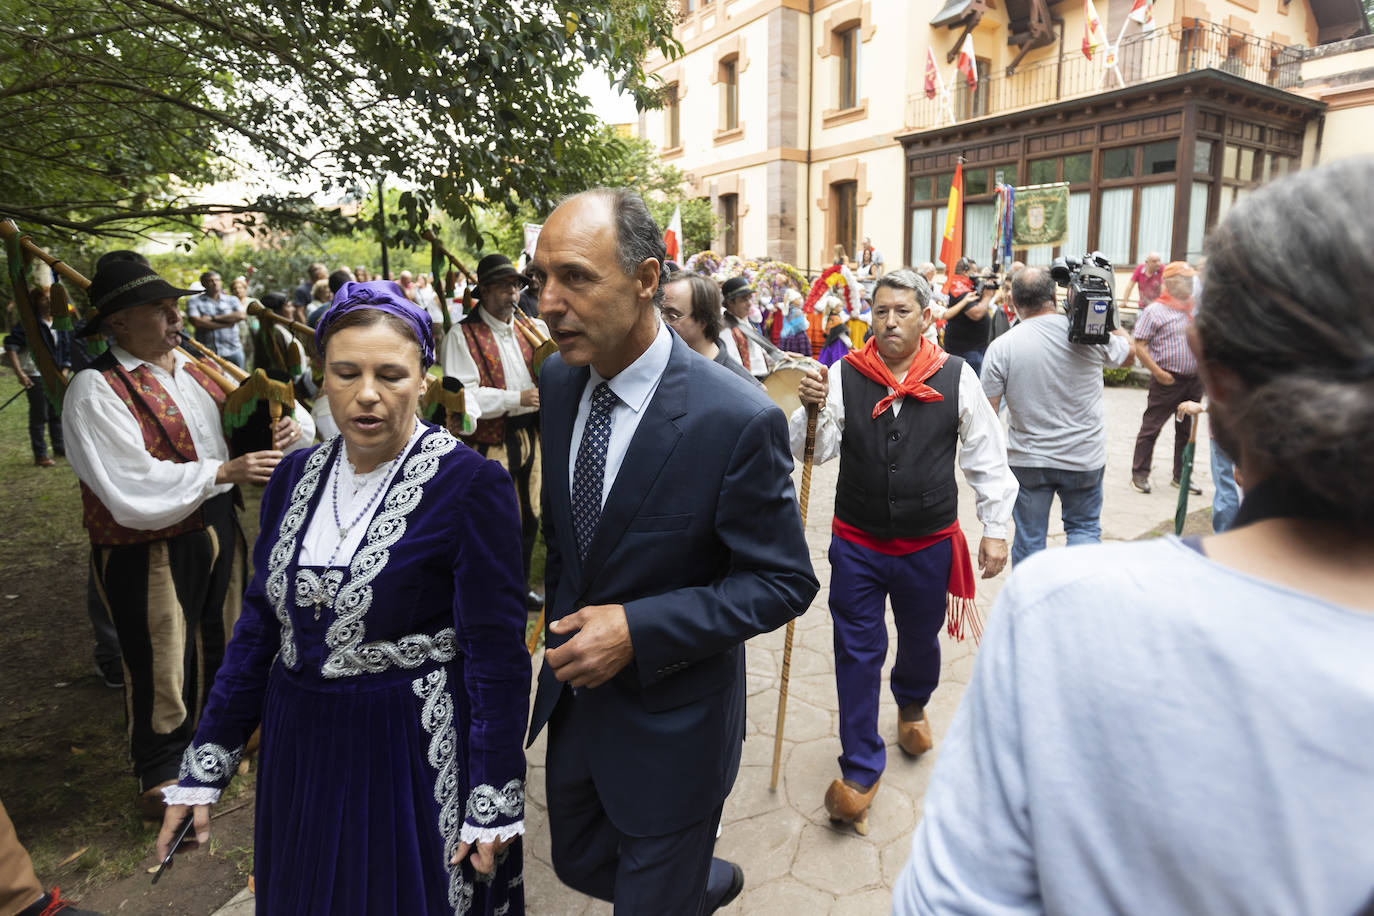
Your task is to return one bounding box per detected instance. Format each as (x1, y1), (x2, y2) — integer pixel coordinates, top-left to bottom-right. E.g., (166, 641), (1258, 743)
(778, 296), (813, 357)
(158, 281), (530, 916)
(817, 296), (852, 367)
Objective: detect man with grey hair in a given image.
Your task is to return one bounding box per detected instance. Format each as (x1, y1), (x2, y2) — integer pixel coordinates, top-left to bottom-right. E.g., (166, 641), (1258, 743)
(184, 270), (246, 367)
(527, 188), (818, 912)
(982, 267), (1134, 565)
(793, 268), (1016, 835)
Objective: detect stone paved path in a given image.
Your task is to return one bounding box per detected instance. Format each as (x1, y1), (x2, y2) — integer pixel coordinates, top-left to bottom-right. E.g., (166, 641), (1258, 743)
(213, 385), (1212, 915)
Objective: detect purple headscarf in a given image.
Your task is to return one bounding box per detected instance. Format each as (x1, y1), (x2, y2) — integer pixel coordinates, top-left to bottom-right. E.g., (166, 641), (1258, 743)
(315, 280), (436, 368)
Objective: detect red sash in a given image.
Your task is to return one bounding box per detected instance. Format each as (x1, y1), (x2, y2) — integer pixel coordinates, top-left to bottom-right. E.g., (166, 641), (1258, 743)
(731, 327), (751, 372)
(832, 517), (982, 643)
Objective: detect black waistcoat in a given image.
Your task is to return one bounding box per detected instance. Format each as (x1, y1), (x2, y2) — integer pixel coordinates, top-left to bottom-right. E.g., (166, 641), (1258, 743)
(834, 356), (963, 538)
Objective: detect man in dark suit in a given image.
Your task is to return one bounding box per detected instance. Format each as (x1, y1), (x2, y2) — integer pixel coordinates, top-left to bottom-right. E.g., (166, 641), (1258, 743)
(526, 188), (818, 913)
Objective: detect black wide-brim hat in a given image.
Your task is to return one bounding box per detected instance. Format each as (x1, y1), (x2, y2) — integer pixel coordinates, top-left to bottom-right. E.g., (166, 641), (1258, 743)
(720, 276), (751, 301)
(473, 253), (524, 299)
(78, 260), (195, 338)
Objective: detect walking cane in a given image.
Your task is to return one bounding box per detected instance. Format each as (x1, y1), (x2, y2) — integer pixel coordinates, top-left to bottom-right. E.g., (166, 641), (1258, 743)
(770, 401), (818, 790)
(0, 387), (26, 414)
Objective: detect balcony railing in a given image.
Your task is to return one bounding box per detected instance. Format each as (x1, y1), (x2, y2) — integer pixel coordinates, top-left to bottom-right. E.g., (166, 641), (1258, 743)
(907, 20), (1304, 130)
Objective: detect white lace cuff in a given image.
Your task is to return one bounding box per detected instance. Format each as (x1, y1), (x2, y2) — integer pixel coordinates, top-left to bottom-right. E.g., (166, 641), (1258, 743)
(459, 819), (525, 845)
(162, 785), (221, 806)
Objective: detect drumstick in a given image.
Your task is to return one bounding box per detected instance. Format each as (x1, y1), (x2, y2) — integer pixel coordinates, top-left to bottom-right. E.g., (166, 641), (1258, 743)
(771, 396), (819, 790)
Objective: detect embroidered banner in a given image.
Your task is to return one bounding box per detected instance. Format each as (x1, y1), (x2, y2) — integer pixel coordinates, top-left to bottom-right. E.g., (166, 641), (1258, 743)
(1012, 183), (1070, 248)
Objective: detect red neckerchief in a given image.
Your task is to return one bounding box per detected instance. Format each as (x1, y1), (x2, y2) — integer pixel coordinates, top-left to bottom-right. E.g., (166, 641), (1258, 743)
(1156, 290), (1194, 316)
(843, 335), (949, 419)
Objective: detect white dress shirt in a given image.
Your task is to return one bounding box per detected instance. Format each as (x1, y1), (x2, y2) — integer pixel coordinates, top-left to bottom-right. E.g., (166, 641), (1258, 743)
(788, 358), (1017, 540)
(568, 321), (673, 509)
(719, 318), (771, 379)
(65, 345), (315, 530)
(439, 307), (547, 419)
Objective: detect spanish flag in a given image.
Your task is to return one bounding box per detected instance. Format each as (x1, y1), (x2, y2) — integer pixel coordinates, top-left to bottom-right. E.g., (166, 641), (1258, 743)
(939, 161), (964, 293)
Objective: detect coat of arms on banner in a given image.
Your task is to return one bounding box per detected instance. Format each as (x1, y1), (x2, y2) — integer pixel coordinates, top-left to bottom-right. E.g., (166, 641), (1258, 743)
(1012, 184), (1069, 247)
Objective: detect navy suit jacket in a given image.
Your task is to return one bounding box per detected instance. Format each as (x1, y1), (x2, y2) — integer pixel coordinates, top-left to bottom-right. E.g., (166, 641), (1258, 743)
(529, 331), (818, 836)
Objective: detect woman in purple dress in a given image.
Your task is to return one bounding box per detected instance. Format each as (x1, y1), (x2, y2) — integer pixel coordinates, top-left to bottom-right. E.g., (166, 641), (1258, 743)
(157, 282), (529, 915)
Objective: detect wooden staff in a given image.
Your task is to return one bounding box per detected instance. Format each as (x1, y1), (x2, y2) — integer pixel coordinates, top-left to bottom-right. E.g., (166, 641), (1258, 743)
(770, 402), (819, 790)
(0, 220), (91, 291)
(246, 301), (319, 360)
(175, 348), (237, 395)
(526, 605), (545, 656)
(3, 240), (69, 405)
(420, 230), (477, 285)
(181, 334), (250, 383)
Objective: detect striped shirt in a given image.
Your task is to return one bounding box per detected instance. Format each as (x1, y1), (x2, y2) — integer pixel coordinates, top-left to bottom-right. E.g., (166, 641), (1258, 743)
(1132, 301), (1196, 375)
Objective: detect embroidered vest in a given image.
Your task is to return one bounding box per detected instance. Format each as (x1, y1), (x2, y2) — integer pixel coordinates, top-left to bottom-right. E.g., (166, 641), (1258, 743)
(730, 327), (751, 372)
(834, 357), (963, 539)
(459, 314), (535, 447)
(81, 352), (229, 546)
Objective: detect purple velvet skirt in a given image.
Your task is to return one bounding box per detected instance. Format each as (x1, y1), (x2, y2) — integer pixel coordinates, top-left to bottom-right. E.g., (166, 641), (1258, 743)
(252, 661), (524, 915)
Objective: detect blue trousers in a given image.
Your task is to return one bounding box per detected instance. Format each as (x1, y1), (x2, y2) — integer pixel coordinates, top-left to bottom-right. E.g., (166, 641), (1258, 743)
(1211, 443), (1240, 533)
(829, 534), (952, 787)
(545, 694), (727, 914)
(1009, 465), (1105, 566)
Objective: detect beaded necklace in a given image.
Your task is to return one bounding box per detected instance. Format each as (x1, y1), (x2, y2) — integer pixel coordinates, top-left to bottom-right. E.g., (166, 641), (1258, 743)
(309, 442), (408, 617)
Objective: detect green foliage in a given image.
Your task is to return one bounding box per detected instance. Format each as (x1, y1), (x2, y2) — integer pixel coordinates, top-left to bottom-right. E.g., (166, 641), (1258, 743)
(475, 125), (718, 259)
(1103, 366), (1141, 386)
(0, 0), (680, 247)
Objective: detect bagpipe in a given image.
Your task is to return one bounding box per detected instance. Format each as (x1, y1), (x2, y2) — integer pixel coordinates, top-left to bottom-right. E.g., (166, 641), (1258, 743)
(0, 220), (294, 456)
(423, 228), (557, 377)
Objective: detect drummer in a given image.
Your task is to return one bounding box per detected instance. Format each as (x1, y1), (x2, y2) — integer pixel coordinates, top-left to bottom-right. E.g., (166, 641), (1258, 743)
(790, 268), (1016, 834)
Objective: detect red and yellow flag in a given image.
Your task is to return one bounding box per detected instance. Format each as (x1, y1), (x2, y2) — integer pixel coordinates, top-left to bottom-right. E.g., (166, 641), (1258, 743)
(939, 162), (964, 292)
(1082, 0), (1106, 59)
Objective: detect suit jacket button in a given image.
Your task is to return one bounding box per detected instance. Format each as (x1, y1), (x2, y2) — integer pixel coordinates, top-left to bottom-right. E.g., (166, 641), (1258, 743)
(890, 431), (900, 441)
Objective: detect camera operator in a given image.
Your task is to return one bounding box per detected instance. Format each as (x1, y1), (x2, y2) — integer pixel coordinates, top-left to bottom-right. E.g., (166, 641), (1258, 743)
(981, 267), (1134, 564)
(940, 258), (996, 375)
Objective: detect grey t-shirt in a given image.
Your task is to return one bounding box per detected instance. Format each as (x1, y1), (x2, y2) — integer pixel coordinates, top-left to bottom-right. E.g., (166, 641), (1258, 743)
(980, 312), (1131, 471)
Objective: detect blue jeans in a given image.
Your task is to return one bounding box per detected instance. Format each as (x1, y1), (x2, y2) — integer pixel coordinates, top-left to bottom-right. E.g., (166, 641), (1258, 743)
(1010, 465), (1105, 566)
(1210, 443), (1240, 532)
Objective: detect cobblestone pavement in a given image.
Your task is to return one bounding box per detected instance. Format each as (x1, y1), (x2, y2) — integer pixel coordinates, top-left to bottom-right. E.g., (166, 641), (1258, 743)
(214, 385), (1211, 915)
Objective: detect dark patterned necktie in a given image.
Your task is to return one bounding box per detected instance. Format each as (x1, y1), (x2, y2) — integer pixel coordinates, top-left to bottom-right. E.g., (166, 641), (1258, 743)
(572, 381), (619, 559)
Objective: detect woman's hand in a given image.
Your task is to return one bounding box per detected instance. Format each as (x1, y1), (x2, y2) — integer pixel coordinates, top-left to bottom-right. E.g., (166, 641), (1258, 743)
(451, 836), (516, 875)
(155, 803), (212, 864)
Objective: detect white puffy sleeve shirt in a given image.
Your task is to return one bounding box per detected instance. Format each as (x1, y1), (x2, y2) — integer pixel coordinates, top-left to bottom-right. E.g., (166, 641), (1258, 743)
(789, 359), (1018, 541)
(64, 344), (313, 530)
(438, 308), (545, 420)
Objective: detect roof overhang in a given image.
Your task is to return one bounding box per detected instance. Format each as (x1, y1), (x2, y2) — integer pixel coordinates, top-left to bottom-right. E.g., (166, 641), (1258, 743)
(896, 69), (1326, 147)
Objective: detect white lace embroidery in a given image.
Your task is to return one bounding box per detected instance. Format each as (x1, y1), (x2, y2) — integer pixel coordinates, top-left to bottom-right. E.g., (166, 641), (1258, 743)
(413, 668), (474, 915)
(295, 568), (343, 611)
(465, 779), (524, 825)
(322, 430), (459, 678)
(459, 821), (525, 846)
(178, 742), (244, 786)
(267, 440), (335, 667)
(162, 785), (221, 806)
